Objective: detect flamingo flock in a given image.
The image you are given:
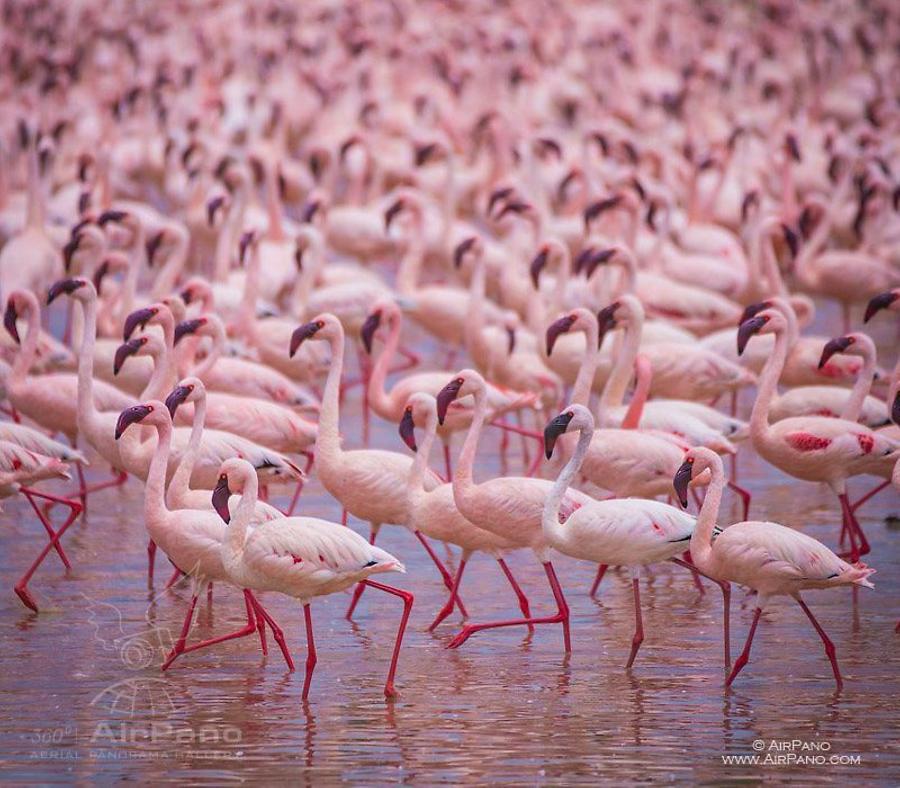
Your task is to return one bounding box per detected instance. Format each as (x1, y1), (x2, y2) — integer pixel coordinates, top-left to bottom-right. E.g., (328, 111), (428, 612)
(0, 0), (897, 702)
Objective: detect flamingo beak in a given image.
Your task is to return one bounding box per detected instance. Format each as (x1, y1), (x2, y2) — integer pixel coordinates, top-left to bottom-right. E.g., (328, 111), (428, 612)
(529, 247), (549, 289)
(4, 301), (20, 344)
(737, 315), (768, 356)
(864, 291), (898, 322)
(92, 260), (111, 295)
(146, 231), (165, 267)
(123, 307), (156, 340)
(781, 223), (799, 259)
(97, 209), (127, 226)
(436, 378), (463, 425)
(543, 411), (574, 460)
(506, 326), (516, 356)
(113, 338), (143, 375)
(238, 231), (255, 264)
(384, 199), (404, 233)
(738, 301), (770, 325)
(892, 391), (900, 426)
(62, 234), (82, 271)
(301, 200), (321, 224)
(360, 311), (382, 355)
(47, 278), (85, 305)
(115, 404), (153, 440)
(206, 196), (226, 227)
(453, 237), (477, 268)
(212, 474), (232, 523)
(673, 460), (693, 508)
(818, 336), (853, 369)
(289, 321), (321, 357)
(174, 318), (204, 345)
(582, 247), (616, 279)
(596, 301), (621, 348)
(545, 315), (576, 355)
(398, 408), (417, 452)
(164, 385), (193, 418)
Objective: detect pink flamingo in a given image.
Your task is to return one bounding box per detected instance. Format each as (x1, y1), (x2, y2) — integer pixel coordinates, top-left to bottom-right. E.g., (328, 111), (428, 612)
(214, 457), (413, 700)
(674, 447), (875, 689)
(115, 402), (293, 672)
(435, 369), (593, 651)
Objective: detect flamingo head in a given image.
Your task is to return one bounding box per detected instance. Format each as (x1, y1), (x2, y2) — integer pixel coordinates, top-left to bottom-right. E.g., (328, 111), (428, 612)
(673, 447), (717, 508)
(290, 314), (336, 357)
(238, 230), (258, 265)
(3, 296), (22, 344)
(360, 308), (383, 354)
(206, 195), (228, 227)
(212, 458), (256, 523)
(818, 335), (856, 369)
(596, 300), (622, 347)
(780, 223), (799, 259)
(576, 246), (616, 278)
(164, 377), (203, 418)
(384, 198), (405, 233)
(530, 245), (550, 289)
(399, 393), (438, 454)
(114, 336), (149, 374)
(864, 290), (898, 322)
(114, 402), (156, 440)
(543, 404), (593, 459)
(47, 278), (90, 305)
(123, 305), (161, 340)
(893, 391), (900, 426)
(174, 317), (207, 345)
(436, 369), (483, 425)
(583, 194), (622, 232)
(737, 312), (772, 356)
(545, 313), (576, 355)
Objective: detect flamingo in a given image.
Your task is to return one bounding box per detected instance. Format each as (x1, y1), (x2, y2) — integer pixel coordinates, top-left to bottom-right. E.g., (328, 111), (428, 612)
(864, 288), (900, 323)
(542, 404), (731, 667)
(434, 368), (593, 650)
(737, 307), (899, 562)
(400, 392), (535, 630)
(114, 402), (293, 672)
(213, 457), (414, 699)
(673, 447), (875, 689)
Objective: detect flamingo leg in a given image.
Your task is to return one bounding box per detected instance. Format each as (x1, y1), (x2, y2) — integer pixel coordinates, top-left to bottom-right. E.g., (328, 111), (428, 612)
(796, 597), (842, 689)
(285, 451), (316, 517)
(161, 590), (201, 670)
(589, 564), (608, 597)
(837, 493), (862, 562)
(395, 345), (420, 373)
(726, 480), (751, 521)
(443, 441), (453, 482)
(147, 540), (157, 584)
(625, 576), (644, 669)
(680, 551), (706, 594)
(164, 565), (184, 590)
(362, 579), (414, 698)
(21, 489), (73, 568)
(496, 557), (533, 630)
(725, 606), (762, 686)
(69, 469), (128, 504)
(345, 524), (380, 619)
(447, 562), (570, 652)
(850, 480), (889, 515)
(414, 530), (468, 617)
(670, 558), (731, 668)
(164, 589), (262, 669)
(301, 603), (317, 700)
(14, 491), (81, 612)
(249, 592), (294, 671)
(428, 558), (467, 631)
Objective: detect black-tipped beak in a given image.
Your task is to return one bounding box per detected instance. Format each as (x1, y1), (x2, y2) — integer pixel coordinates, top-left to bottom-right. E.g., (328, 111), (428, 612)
(399, 408), (417, 452)
(506, 326), (516, 355)
(174, 318), (204, 345)
(301, 199), (321, 224)
(97, 209), (127, 226)
(530, 248), (549, 289)
(384, 199), (404, 232)
(212, 474), (231, 523)
(818, 336), (853, 369)
(239, 231), (255, 264)
(62, 234), (81, 271)
(582, 248), (616, 279)
(4, 301), (20, 344)
(546, 315), (576, 355)
(289, 321), (321, 357)
(436, 378), (463, 425)
(781, 223), (799, 259)
(453, 237), (477, 268)
(864, 291), (898, 323)
(114, 338), (143, 375)
(115, 404), (153, 440)
(164, 385), (192, 418)
(360, 311), (382, 355)
(123, 307), (156, 340)
(737, 315), (768, 356)
(47, 278), (85, 304)
(892, 391), (900, 426)
(145, 231), (165, 267)
(206, 196), (226, 227)
(596, 301), (621, 348)
(673, 460), (693, 508)
(93, 260), (111, 295)
(738, 301), (770, 326)
(543, 411), (574, 459)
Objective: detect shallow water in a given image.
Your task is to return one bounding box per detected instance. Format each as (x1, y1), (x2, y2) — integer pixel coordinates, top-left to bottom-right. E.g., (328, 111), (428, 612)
(1, 306), (898, 784)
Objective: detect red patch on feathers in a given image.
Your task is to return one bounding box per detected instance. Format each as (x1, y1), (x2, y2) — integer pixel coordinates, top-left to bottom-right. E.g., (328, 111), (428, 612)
(786, 432), (832, 452)
(291, 555), (303, 564)
(855, 433), (874, 454)
(11, 458), (22, 470)
(559, 498), (582, 523)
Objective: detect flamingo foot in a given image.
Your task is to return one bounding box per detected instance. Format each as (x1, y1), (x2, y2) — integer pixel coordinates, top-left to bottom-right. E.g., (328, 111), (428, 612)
(15, 585), (39, 612)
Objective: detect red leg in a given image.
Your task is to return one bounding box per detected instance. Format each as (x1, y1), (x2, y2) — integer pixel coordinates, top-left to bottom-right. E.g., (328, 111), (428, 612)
(286, 452), (315, 517)
(414, 530), (468, 617)
(447, 561), (570, 652)
(496, 557), (533, 631)
(681, 551), (705, 594)
(671, 558), (730, 668)
(172, 590), (261, 662)
(165, 565), (184, 590)
(796, 597), (842, 689)
(837, 493), (861, 562)
(249, 592), (295, 671)
(14, 491), (81, 612)
(443, 442), (452, 483)
(301, 603), (317, 700)
(346, 525), (378, 619)
(625, 576), (644, 669)
(726, 607), (762, 686)
(161, 590), (201, 670)
(850, 480), (889, 515)
(21, 489), (73, 568)
(428, 558), (467, 631)
(727, 480), (751, 521)
(589, 564), (608, 597)
(363, 579), (414, 698)
(394, 345), (420, 373)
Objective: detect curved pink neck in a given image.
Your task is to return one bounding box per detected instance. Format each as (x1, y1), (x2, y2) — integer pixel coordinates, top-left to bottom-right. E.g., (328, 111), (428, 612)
(622, 354), (651, 429)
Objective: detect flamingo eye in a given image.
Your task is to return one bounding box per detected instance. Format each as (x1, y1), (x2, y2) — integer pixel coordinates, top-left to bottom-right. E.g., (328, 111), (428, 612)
(139, 337), (148, 345)
(147, 405), (154, 412)
(219, 473), (227, 482)
(455, 377), (464, 384)
(316, 320), (324, 328)
(405, 405), (412, 413)
(565, 411), (573, 417)
(687, 457), (694, 464)
(187, 385), (194, 392)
